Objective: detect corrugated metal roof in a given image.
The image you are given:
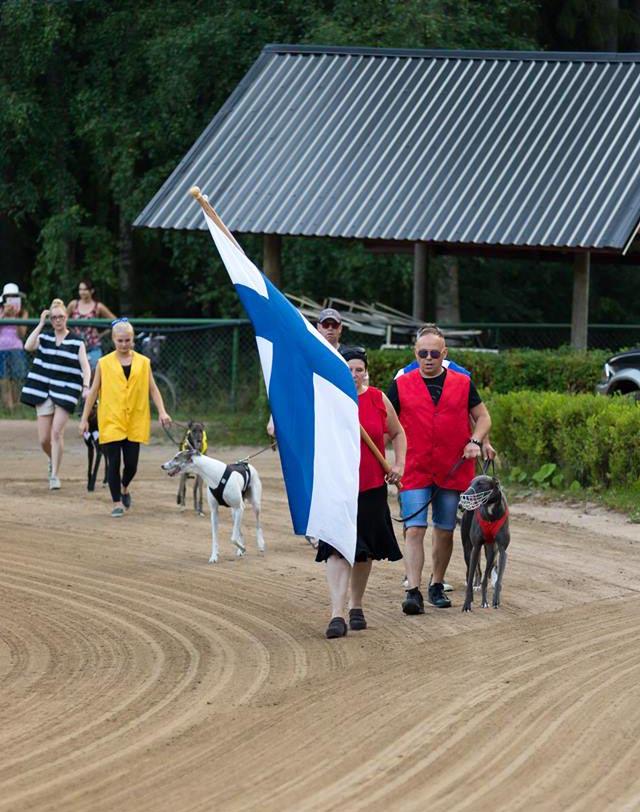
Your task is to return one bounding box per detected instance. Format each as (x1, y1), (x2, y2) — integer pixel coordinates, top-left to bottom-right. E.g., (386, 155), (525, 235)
(134, 44), (640, 251)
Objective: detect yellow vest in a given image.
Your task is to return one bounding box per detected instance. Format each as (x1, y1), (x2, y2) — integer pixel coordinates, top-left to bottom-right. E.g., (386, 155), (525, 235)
(98, 351), (151, 444)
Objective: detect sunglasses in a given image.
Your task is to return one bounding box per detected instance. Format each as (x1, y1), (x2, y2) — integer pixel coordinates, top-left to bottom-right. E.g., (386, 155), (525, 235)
(111, 317), (129, 327)
(50, 314), (65, 321)
(320, 320), (340, 328)
(417, 349), (442, 359)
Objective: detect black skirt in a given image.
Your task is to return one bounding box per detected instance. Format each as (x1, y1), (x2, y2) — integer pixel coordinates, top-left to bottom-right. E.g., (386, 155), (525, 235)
(315, 485), (402, 563)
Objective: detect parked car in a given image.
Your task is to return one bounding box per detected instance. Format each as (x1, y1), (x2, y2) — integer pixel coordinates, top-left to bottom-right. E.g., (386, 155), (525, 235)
(596, 349), (640, 400)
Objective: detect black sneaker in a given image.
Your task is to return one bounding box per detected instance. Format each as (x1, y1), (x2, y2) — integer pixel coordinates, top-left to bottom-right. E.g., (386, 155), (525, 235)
(428, 582), (452, 608)
(402, 588), (425, 615)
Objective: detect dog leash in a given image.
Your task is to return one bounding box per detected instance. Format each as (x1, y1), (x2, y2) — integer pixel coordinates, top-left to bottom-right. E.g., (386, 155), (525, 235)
(391, 454), (467, 524)
(162, 421), (191, 447)
(163, 420), (277, 460)
(482, 458), (496, 476)
(235, 440), (277, 463)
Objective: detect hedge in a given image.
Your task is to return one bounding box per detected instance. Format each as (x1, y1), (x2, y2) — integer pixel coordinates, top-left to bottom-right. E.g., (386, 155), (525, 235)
(485, 391), (640, 491)
(368, 347), (609, 394)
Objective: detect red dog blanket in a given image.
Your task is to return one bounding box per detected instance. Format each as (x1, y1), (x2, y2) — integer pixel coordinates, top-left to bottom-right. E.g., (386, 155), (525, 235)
(475, 507), (509, 544)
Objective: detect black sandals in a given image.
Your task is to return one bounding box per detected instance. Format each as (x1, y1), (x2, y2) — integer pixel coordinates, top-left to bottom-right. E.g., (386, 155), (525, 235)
(349, 608), (367, 631)
(325, 617), (348, 639)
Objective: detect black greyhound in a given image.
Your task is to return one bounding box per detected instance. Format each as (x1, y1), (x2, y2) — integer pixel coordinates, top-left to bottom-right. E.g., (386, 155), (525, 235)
(459, 472), (510, 612)
(176, 421), (207, 515)
(83, 398), (108, 492)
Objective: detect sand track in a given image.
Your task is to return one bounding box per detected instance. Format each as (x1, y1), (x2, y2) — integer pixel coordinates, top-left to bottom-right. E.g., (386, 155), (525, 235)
(1, 420), (639, 811)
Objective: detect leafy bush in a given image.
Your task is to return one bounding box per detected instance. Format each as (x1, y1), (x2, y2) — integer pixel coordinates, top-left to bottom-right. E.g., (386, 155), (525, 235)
(486, 391), (640, 491)
(368, 347), (609, 394)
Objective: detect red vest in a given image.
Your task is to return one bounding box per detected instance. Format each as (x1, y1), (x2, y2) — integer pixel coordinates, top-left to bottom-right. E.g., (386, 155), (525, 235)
(358, 387), (387, 492)
(475, 507), (509, 544)
(397, 368), (475, 491)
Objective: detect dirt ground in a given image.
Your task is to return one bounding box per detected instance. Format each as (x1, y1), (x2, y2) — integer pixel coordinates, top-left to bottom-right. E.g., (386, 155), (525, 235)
(1, 420), (640, 812)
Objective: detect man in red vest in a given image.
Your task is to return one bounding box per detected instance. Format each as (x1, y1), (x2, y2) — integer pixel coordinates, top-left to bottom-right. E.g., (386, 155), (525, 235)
(387, 324), (491, 613)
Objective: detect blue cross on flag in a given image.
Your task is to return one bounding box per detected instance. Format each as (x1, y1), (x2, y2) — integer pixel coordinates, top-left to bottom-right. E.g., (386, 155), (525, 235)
(201, 209), (359, 563)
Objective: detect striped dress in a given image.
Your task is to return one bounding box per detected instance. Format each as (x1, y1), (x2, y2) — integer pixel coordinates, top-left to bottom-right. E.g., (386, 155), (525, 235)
(20, 331), (84, 413)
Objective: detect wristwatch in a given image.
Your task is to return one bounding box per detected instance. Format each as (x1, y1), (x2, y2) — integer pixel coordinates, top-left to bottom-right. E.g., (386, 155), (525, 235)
(468, 438), (482, 448)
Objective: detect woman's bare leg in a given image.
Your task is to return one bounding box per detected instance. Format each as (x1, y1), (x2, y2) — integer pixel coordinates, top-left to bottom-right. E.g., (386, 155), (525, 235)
(50, 407), (70, 477)
(1, 379), (15, 410)
(325, 555), (351, 619)
(350, 559), (373, 610)
(37, 414), (53, 464)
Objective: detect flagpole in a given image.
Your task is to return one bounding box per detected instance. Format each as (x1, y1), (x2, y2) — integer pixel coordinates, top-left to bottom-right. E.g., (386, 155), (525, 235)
(189, 186), (244, 253)
(359, 425), (402, 488)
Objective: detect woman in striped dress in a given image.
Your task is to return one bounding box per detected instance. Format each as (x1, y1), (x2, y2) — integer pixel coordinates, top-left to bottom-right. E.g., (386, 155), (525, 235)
(21, 299), (91, 490)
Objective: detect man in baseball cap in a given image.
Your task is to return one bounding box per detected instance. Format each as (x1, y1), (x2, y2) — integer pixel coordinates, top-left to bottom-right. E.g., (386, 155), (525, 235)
(317, 308), (345, 353)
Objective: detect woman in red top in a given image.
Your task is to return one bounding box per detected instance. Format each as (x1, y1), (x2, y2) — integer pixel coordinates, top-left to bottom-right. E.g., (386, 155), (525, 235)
(316, 348), (406, 638)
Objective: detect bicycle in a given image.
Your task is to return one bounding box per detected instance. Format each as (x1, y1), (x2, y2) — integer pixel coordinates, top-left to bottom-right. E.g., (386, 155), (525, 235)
(137, 332), (178, 415)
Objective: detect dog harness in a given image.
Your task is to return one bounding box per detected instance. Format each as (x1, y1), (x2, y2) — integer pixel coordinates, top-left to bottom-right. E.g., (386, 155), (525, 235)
(209, 462), (251, 507)
(475, 507), (509, 544)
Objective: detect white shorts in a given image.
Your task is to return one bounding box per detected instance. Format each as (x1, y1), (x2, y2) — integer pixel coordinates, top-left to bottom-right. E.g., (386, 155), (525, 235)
(36, 397), (56, 417)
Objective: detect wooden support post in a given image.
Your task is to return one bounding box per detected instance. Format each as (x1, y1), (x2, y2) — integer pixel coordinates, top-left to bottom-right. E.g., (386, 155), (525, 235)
(263, 233), (282, 287)
(571, 252), (590, 349)
(412, 242), (428, 322)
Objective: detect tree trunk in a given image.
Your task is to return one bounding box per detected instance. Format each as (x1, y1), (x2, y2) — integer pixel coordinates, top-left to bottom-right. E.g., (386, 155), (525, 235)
(630, 0), (640, 49)
(118, 209), (133, 314)
(603, 0), (619, 50)
(263, 234), (282, 287)
(435, 255), (461, 324)
(412, 243), (429, 322)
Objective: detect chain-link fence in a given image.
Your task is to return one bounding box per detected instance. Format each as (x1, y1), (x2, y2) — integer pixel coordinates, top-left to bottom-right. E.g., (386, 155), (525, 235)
(1, 318), (639, 419)
(120, 320), (262, 417)
(0, 318), (262, 421)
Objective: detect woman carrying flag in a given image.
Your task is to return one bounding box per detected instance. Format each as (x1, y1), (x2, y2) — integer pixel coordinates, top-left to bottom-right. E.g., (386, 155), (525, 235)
(315, 348), (406, 638)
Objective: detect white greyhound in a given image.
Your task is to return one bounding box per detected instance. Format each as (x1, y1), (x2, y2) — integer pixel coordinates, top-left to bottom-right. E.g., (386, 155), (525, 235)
(162, 447), (265, 563)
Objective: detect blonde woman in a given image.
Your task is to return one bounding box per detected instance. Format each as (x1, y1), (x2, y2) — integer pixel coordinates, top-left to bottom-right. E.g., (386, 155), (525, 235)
(80, 318), (171, 517)
(21, 298), (91, 489)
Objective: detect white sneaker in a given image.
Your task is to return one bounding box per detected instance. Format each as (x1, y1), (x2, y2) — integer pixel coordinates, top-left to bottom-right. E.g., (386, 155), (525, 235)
(426, 575), (454, 592)
(49, 476), (61, 490)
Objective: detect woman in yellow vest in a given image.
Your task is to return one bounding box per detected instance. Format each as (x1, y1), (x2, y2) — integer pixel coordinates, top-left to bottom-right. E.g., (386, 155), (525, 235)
(80, 318), (171, 517)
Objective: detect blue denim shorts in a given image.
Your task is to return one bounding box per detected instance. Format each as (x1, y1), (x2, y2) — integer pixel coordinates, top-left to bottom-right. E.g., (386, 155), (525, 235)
(399, 487), (460, 530)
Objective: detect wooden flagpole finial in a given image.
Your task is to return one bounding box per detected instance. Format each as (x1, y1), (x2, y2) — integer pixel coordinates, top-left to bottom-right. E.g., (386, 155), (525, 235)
(187, 185), (244, 253)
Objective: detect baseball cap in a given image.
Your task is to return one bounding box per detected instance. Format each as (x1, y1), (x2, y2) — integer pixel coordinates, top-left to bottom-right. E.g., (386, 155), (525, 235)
(318, 307), (342, 324)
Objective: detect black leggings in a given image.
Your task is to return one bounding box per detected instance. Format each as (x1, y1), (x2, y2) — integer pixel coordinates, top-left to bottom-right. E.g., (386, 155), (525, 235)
(103, 439), (140, 503)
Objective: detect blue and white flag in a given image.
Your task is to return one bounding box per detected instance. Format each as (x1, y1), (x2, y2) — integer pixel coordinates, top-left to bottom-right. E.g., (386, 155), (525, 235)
(202, 211), (360, 563)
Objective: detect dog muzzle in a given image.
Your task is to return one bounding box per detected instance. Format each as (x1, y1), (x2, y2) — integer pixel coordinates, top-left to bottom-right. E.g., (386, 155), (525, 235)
(459, 489), (494, 511)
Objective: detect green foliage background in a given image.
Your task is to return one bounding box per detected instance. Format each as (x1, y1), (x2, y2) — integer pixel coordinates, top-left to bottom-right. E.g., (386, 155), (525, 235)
(366, 347), (611, 393)
(1, 0), (639, 320)
(486, 390), (640, 492)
